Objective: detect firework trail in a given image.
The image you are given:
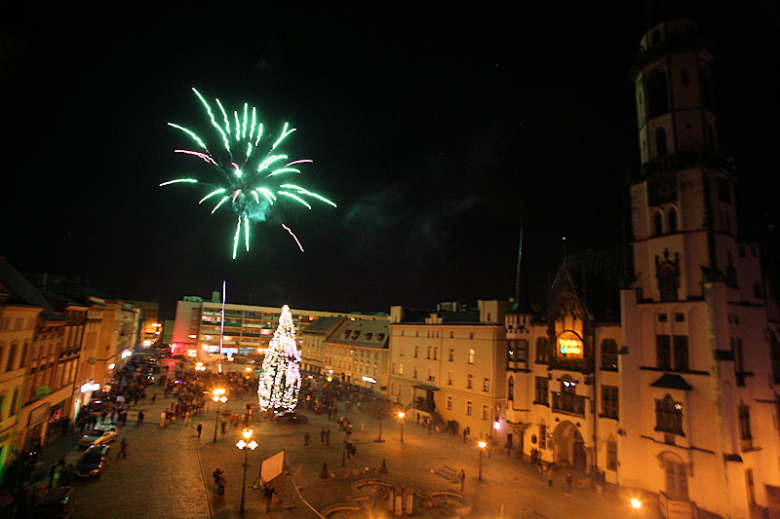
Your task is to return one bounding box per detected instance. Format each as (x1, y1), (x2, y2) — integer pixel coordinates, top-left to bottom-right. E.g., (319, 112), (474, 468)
(161, 88), (336, 258)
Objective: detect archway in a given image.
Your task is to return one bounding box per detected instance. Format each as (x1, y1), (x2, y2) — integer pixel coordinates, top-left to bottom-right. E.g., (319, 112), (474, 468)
(552, 420), (586, 471)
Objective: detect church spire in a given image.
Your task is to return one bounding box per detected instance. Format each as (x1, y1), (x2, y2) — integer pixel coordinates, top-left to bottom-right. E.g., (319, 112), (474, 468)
(511, 219), (530, 313)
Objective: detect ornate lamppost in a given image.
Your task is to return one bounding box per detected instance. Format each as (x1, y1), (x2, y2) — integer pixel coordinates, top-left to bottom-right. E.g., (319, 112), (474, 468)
(398, 411), (405, 443)
(237, 428), (258, 515)
(212, 389), (228, 443)
(478, 440), (487, 481)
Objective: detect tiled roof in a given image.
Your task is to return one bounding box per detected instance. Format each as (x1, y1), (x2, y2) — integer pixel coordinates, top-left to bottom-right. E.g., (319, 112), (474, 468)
(328, 319), (390, 349)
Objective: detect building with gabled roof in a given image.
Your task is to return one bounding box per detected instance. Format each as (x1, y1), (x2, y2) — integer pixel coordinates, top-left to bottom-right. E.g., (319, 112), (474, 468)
(323, 318), (390, 394)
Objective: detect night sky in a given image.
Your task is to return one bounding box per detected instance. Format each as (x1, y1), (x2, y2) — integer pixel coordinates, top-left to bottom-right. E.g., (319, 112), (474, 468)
(1, 2), (778, 320)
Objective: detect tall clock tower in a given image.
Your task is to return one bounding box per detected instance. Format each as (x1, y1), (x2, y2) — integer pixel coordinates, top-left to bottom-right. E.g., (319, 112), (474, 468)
(619, 7), (778, 519)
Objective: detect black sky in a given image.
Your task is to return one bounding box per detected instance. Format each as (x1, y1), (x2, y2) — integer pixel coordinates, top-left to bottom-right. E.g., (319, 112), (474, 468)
(1, 2), (778, 320)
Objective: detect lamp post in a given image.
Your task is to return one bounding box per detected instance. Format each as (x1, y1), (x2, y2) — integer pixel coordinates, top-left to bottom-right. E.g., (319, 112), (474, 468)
(478, 440), (487, 481)
(212, 389), (228, 443)
(237, 428), (258, 516)
(398, 411), (405, 443)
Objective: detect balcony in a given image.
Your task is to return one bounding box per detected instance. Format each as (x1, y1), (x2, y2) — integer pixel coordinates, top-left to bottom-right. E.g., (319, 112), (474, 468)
(552, 392), (586, 417)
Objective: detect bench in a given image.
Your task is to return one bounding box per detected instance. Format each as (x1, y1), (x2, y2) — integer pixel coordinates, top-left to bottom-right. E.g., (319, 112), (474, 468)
(438, 466), (459, 483)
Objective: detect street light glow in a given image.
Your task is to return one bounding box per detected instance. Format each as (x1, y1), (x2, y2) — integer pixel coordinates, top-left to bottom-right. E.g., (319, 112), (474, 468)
(631, 499), (642, 509)
(478, 440), (487, 449)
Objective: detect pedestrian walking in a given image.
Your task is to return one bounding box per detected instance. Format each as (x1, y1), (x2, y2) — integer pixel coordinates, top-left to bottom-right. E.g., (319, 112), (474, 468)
(304, 432), (310, 448)
(320, 428), (325, 443)
(458, 469), (466, 492)
(137, 411), (144, 426)
(151, 392), (156, 404)
(462, 427), (467, 443)
(221, 418), (227, 434)
(263, 482), (276, 512)
(161, 411), (167, 428)
(197, 422), (203, 440)
(213, 467), (226, 496)
(119, 438), (127, 458)
(547, 466), (554, 487)
(324, 427), (331, 444)
(566, 472), (573, 496)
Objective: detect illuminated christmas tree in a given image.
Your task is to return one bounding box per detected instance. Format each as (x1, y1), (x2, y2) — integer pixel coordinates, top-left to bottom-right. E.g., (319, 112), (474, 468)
(258, 305), (301, 414)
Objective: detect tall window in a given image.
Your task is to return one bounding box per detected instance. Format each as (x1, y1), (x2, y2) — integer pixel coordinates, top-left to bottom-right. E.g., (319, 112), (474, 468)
(665, 458), (689, 499)
(654, 212), (664, 236)
(466, 374), (473, 389)
(656, 127), (667, 157)
(466, 400), (473, 416)
(656, 335), (671, 370)
(483, 378), (490, 392)
(447, 370), (453, 385)
(508, 377), (514, 402)
(673, 336), (689, 371)
(602, 386), (619, 419)
(601, 339), (618, 371)
(468, 349), (475, 364)
(771, 334), (780, 384)
(535, 377), (549, 405)
(446, 396), (453, 410)
(482, 404), (489, 421)
(647, 70), (669, 118)
(655, 395), (683, 435)
(739, 403), (753, 450)
(427, 346), (431, 359)
(414, 345), (419, 358)
(539, 423), (547, 449)
(535, 337), (549, 364)
(5, 343), (17, 372)
(667, 207), (678, 233)
(448, 348), (454, 362)
(607, 437), (618, 470)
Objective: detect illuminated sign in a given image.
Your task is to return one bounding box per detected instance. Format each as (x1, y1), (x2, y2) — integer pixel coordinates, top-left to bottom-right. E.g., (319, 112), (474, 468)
(362, 376), (377, 384)
(557, 331), (583, 356)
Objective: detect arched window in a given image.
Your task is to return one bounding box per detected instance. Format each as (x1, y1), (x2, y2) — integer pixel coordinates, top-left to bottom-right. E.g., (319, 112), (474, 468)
(667, 207), (677, 233)
(662, 453), (689, 499)
(10, 388), (20, 415)
(647, 70), (669, 119)
(653, 211), (664, 236)
(5, 343), (17, 372)
(658, 263), (678, 302)
(656, 127), (667, 157)
(508, 377), (515, 402)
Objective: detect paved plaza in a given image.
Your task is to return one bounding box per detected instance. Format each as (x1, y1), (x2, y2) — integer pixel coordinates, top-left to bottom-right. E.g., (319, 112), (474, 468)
(34, 389), (661, 519)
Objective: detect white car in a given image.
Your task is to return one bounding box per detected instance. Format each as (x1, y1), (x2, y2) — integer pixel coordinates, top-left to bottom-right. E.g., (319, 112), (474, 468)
(79, 425), (118, 448)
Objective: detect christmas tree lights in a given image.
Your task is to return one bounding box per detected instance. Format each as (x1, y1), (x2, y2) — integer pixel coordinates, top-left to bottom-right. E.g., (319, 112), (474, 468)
(257, 305), (301, 414)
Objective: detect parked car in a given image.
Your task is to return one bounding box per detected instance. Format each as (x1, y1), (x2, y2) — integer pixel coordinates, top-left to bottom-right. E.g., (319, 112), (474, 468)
(75, 444), (111, 478)
(28, 486), (75, 519)
(78, 425), (118, 448)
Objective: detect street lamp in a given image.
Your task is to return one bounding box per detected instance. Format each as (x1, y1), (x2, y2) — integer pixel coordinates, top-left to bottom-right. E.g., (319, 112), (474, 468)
(398, 411), (405, 443)
(478, 440), (487, 481)
(237, 428), (258, 516)
(212, 389), (228, 443)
